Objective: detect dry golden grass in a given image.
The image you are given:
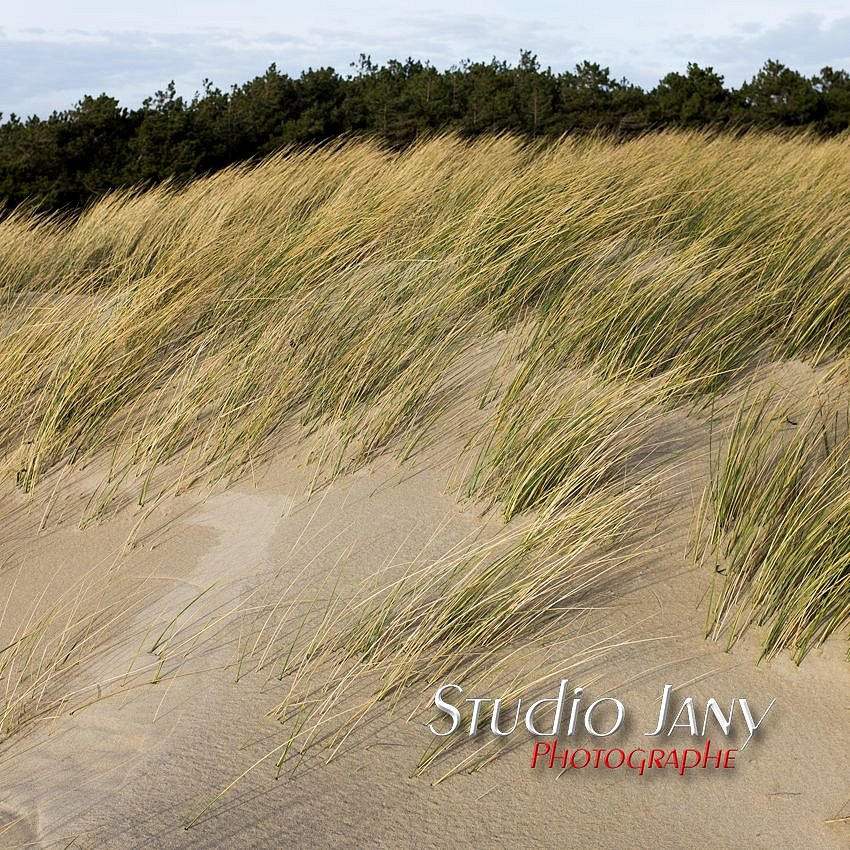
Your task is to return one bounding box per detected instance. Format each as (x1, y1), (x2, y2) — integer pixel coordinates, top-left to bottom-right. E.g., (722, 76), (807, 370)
(698, 363), (850, 661)
(2, 131), (849, 794)
(2, 131), (849, 513)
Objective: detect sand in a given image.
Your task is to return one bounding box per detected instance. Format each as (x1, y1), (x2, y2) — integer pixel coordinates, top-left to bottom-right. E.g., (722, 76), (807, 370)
(0, 362), (848, 850)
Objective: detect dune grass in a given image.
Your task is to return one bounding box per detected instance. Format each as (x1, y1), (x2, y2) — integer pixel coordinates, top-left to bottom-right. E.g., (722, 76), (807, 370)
(466, 368), (666, 518)
(179, 473), (652, 825)
(2, 132), (850, 511)
(0, 562), (158, 744)
(1, 130), (849, 781)
(699, 366), (850, 661)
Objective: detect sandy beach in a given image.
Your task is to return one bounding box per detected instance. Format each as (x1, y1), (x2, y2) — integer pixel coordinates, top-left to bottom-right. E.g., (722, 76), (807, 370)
(1, 133), (849, 849)
(1, 370), (848, 849)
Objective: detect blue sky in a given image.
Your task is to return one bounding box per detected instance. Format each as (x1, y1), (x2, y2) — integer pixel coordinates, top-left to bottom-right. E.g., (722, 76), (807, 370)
(2, 2), (849, 119)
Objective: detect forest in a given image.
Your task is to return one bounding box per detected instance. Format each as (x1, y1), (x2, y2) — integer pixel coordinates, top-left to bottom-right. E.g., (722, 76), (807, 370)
(1, 52), (849, 211)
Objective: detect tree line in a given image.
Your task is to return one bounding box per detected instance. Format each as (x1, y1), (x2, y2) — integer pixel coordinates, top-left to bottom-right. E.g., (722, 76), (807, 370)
(2, 52), (849, 212)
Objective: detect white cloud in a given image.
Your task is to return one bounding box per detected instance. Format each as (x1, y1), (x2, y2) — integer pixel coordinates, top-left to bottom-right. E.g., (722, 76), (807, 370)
(1, 7), (849, 118)
(660, 13), (850, 86)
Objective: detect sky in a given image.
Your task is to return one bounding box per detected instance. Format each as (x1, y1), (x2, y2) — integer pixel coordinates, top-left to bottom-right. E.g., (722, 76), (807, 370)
(2, 2), (849, 119)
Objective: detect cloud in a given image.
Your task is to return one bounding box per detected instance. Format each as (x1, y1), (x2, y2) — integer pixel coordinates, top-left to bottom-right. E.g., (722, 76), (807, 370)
(0, 29), (307, 118)
(660, 13), (850, 85)
(2, 11), (849, 119)
(0, 16), (583, 119)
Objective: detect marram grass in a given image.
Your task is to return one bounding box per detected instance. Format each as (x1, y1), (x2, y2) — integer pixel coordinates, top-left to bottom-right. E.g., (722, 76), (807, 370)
(2, 132), (850, 773)
(699, 366), (850, 662)
(3, 132), (850, 511)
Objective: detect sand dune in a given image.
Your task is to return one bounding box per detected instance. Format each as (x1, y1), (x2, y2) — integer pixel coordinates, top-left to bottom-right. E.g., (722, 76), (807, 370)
(1, 396), (848, 849)
(1, 134), (849, 848)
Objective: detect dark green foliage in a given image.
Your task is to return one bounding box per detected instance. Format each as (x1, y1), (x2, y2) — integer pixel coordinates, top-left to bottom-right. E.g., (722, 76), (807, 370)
(738, 59), (824, 127)
(814, 66), (850, 134)
(650, 63), (731, 127)
(1, 52), (847, 213)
